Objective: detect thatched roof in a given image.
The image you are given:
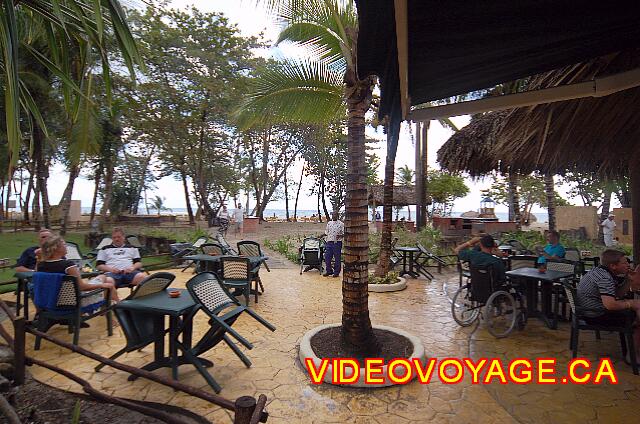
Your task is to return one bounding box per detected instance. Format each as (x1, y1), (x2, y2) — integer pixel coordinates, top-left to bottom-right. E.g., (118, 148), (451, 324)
(437, 49), (640, 179)
(493, 49), (640, 178)
(368, 185), (429, 206)
(436, 111), (507, 177)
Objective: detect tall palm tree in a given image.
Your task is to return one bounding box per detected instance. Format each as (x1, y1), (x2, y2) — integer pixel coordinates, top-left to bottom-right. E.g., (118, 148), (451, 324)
(396, 165), (414, 221)
(1, 0), (141, 163)
(241, 0), (379, 355)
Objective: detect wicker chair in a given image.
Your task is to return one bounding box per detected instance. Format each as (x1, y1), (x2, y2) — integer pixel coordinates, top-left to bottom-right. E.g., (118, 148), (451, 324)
(186, 272), (276, 392)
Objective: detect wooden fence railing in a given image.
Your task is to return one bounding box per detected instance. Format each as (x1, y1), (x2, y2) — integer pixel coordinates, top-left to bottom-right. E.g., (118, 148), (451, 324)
(0, 300), (268, 423)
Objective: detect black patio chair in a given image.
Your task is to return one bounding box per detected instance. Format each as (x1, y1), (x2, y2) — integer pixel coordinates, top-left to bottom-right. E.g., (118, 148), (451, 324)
(237, 241), (269, 295)
(85, 236), (112, 259)
(94, 272), (175, 371)
(201, 242), (225, 256)
(389, 237), (401, 269)
(564, 248), (581, 263)
(547, 259), (580, 323)
(414, 242), (447, 280)
(220, 257), (252, 305)
(126, 234), (151, 256)
(186, 272), (276, 392)
(175, 237), (213, 272)
(457, 260), (470, 288)
(31, 272), (112, 350)
(215, 234), (238, 255)
(507, 255), (537, 271)
(562, 280), (638, 375)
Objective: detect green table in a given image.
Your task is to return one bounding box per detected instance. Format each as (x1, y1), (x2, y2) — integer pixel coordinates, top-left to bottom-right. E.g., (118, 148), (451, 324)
(116, 289), (216, 389)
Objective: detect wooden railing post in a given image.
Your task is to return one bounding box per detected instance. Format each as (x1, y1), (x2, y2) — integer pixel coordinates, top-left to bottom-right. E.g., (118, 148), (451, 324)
(13, 317), (25, 386)
(234, 396), (257, 424)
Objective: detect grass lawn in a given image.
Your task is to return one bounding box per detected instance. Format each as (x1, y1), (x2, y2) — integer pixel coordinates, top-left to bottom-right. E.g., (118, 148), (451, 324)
(0, 231), (170, 283)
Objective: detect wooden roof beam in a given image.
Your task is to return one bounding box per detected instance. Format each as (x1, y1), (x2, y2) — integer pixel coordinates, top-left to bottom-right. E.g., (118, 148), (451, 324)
(408, 67), (640, 121)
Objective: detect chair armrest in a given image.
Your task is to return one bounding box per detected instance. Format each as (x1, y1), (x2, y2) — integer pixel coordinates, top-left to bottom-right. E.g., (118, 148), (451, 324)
(79, 288), (104, 298)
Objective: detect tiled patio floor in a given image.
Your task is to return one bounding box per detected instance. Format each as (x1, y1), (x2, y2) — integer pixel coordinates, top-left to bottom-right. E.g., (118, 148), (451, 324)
(3, 256), (638, 423)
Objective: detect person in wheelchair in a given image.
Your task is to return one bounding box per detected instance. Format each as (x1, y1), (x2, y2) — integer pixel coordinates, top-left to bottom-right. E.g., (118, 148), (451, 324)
(454, 234), (506, 283)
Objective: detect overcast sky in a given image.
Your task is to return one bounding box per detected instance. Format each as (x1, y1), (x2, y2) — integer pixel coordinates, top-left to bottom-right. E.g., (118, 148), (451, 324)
(43, 1), (609, 215)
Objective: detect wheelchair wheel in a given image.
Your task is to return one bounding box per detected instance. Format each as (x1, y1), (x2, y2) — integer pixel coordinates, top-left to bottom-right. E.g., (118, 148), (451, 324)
(451, 284), (480, 326)
(485, 290), (517, 338)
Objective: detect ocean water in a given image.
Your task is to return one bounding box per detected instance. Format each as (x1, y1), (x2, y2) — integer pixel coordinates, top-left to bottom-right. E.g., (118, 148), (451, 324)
(80, 207), (548, 223)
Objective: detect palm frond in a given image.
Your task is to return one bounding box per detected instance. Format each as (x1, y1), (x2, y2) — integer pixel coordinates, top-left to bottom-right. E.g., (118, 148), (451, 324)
(236, 58), (345, 128)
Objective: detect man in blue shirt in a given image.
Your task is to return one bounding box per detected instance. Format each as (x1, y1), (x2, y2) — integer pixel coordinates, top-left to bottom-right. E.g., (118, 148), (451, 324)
(15, 228), (53, 272)
(537, 230), (566, 264)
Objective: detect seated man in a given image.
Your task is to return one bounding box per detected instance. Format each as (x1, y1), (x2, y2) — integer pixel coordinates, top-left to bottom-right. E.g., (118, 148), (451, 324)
(537, 230), (566, 265)
(454, 235), (506, 283)
(15, 228), (53, 272)
(96, 228), (146, 287)
(577, 249), (640, 362)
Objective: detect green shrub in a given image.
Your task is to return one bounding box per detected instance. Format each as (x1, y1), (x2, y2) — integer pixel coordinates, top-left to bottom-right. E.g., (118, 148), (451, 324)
(368, 271), (399, 284)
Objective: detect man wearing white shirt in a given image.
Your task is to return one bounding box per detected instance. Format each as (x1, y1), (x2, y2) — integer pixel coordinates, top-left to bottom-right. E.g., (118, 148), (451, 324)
(324, 211), (344, 277)
(601, 213), (617, 247)
(232, 204), (244, 236)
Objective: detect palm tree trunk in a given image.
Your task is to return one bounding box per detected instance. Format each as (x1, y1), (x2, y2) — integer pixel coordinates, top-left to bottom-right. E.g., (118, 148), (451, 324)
(375, 139), (399, 278)
(99, 155), (115, 231)
(294, 163), (304, 221)
(341, 70), (378, 356)
(23, 171), (33, 222)
(597, 187), (612, 243)
(181, 170), (195, 224)
(59, 163), (80, 236)
(508, 172), (522, 230)
(90, 163), (102, 222)
(33, 126), (50, 229)
(544, 175), (556, 231)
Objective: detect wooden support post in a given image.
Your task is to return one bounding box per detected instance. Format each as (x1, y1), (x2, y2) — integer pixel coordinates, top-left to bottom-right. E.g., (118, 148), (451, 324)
(421, 121), (429, 226)
(414, 122), (423, 229)
(13, 317), (25, 386)
(234, 396), (257, 424)
(631, 156), (640, 260)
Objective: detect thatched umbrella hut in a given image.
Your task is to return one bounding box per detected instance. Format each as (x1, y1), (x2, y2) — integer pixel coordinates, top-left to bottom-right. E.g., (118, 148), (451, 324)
(494, 49), (640, 178)
(490, 49), (640, 254)
(436, 111), (506, 177)
(367, 185), (424, 207)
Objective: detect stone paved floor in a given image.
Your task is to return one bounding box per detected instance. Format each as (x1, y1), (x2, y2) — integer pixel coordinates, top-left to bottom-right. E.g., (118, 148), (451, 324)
(3, 256), (638, 423)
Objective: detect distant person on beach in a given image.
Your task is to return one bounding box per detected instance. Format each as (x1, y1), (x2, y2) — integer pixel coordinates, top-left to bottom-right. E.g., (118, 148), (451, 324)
(324, 211), (344, 278)
(217, 204), (230, 236)
(96, 227), (146, 287)
(15, 228), (53, 272)
(601, 213), (617, 247)
(233, 203), (244, 236)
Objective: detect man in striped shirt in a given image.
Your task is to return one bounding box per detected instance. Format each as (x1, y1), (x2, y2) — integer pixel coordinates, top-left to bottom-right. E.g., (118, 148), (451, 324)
(577, 249), (640, 360)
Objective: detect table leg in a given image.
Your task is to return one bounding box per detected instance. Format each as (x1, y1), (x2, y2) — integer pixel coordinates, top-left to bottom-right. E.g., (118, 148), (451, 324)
(128, 315), (167, 382)
(16, 278), (23, 317)
(169, 316), (179, 381)
(540, 281), (557, 329)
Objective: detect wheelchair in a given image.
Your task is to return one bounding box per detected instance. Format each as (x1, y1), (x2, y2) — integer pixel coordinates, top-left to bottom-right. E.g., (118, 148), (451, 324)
(451, 265), (527, 338)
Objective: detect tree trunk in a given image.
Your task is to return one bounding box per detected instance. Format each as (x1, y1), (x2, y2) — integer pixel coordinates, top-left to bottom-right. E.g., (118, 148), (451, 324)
(374, 135), (399, 278)
(59, 163), (80, 235)
(33, 125), (51, 229)
(23, 170), (34, 222)
(320, 171), (330, 219)
(618, 190), (632, 208)
(100, 154), (115, 231)
(341, 68), (378, 356)
(597, 187), (612, 244)
(32, 186), (41, 230)
(181, 170), (195, 224)
(317, 190), (322, 222)
(544, 175), (556, 232)
(90, 163), (102, 222)
(508, 172), (522, 230)
(293, 163), (304, 221)
(284, 158), (290, 221)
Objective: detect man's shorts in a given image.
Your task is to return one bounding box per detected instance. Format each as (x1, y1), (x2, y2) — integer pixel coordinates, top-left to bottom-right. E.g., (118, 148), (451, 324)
(106, 271), (141, 287)
(583, 309), (636, 327)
